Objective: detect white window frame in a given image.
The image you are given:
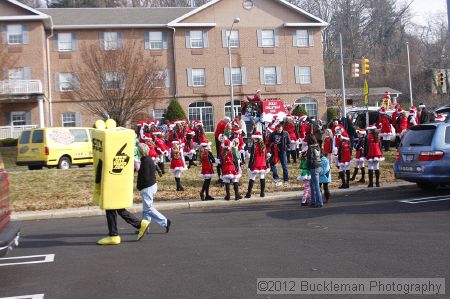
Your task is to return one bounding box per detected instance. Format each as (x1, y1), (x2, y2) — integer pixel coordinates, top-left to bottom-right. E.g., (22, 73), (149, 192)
(226, 30), (239, 48)
(150, 109), (166, 123)
(263, 67), (277, 85)
(149, 31), (163, 49)
(295, 98), (318, 118)
(104, 72), (124, 90)
(192, 68), (205, 87)
(8, 68), (24, 80)
(294, 30), (309, 47)
(190, 30), (204, 48)
(58, 33), (73, 51)
(58, 73), (76, 91)
(7, 24), (23, 45)
(188, 102), (214, 132)
(104, 32), (119, 50)
(62, 112), (76, 127)
(224, 100), (242, 119)
(11, 111), (27, 126)
(296, 66), (312, 84)
(231, 67), (243, 85)
(154, 70), (169, 88)
(261, 30), (275, 47)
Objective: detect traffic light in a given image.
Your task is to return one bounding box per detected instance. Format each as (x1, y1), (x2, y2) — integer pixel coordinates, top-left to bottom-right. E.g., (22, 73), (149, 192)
(351, 63), (360, 78)
(361, 57), (369, 75)
(438, 72), (445, 86)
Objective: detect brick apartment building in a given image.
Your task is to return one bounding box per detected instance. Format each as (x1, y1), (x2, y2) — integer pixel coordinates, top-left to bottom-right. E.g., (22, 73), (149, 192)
(0, 0), (327, 132)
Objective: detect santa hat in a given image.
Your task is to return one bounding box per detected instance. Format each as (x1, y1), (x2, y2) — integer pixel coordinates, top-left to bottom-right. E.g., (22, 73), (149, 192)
(334, 126), (343, 133)
(356, 128), (366, 135)
(169, 123), (175, 129)
(152, 130), (162, 135)
(256, 89), (261, 93)
(366, 125), (377, 130)
(272, 115), (279, 122)
(410, 106), (417, 111)
(409, 109), (416, 114)
(285, 114), (293, 120)
(186, 129), (195, 135)
(341, 135), (350, 141)
(232, 127), (242, 134)
(221, 139), (231, 149)
(174, 119), (183, 125)
(436, 114), (445, 122)
(397, 107), (404, 113)
(224, 116), (231, 122)
(251, 132), (263, 139)
(419, 103), (426, 108)
(172, 139), (180, 145)
(379, 107), (387, 114)
(267, 125), (275, 132)
(218, 134), (227, 141)
(200, 140), (211, 147)
(299, 114), (307, 121)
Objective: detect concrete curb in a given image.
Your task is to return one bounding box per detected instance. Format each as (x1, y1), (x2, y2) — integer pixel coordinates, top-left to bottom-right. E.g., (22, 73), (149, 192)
(11, 182), (415, 221)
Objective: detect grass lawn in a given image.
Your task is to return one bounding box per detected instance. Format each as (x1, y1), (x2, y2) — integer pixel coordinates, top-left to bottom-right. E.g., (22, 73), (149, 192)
(1, 134), (398, 212)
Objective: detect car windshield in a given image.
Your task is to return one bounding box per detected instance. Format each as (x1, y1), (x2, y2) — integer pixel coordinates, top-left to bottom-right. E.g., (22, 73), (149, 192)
(400, 125), (436, 147)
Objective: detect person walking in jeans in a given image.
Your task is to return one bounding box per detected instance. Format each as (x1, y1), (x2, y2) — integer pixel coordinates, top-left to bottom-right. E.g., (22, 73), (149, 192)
(306, 134), (323, 208)
(268, 123), (291, 186)
(137, 143), (172, 233)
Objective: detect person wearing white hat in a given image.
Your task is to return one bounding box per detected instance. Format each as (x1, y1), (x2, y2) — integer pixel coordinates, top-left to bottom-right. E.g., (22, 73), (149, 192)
(377, 107), (393, 151)
(245, 132), (270, 198)
(220, 139), (242, 200)
(169, 140), (187, 191)
(407, 108), (418, 129)
(337, 135), (352, 189)
(365, 125), (384, 187)
(350, 129), (366, 183)
(198, 140), (215, 201)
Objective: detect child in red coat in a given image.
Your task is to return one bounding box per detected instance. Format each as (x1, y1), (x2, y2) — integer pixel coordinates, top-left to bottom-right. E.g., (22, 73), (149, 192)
(365, 125), (384, 187)
(338, 136), (352, 189)
(220, 139), (242, 200)
(245, 132), (269, 198)
(198, 141), (215, 201)
(169, 141), (187, 191)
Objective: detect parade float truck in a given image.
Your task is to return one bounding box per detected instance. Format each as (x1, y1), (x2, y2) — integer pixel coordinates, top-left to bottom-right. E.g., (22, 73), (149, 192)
(242, 98), (287, 138)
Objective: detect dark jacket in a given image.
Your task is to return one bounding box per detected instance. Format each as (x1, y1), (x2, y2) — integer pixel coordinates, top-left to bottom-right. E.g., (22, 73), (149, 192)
(268, 130), (291, 152)
(137, 156), (161, 191)
(307, 144), (322, 170)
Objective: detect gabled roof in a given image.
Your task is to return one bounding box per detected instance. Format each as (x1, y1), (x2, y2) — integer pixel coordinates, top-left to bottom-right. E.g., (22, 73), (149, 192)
(168, 0), (328, 27)
(38, 7), (194, 29)
(0, 0), (50, 22)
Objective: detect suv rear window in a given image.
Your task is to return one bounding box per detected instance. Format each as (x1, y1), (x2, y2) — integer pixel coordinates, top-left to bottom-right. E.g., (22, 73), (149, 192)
(445, 126), (450, 144)
(401, 125), (436, 147)
(19, 131), (31, 144)
(32, 130), (44, 143)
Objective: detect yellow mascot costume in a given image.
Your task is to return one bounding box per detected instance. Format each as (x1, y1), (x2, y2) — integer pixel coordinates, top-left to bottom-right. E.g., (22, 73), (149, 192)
(93, 119), (150, 245)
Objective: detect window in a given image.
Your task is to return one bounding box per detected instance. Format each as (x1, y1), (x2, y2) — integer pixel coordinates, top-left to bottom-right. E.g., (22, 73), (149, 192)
(149, 32), (163, 49)
(294, 30), (313, 47)
(188, 102), (214, 132)
(8, 68), (24, 80)
(295, 98), (318, 118)
(62, 112), (82, 127)
(57, 33), (76, 51)
(153, 70), (169, 88)
(101, 32), (122, 50)
(149, 109), (166, 124)
(224, 67), (246, 85)
(7, 24), (27, 44)
(32, 130), (44, 143)
(19, 130), (31, 144)
(11, 112), (26, 126)
(401, 126), (436, 147)
(261, 30), (275, 47)
(70, 129), (88, 141)
(223, 30), (239, 48)
(295, 66), (312, 84)
(446, 127), (450, 144)
(263, 67), (276, 85)
(188, 68), (206, 87)
(57, 73), (79, 91)
(103, 72), (124, 90)
(190, 30), (204, 48)
(224, 100), (242, 119)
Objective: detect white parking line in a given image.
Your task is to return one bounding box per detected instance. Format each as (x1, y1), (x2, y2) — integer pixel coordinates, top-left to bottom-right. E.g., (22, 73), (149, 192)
(0, 254), (54, 267)
(400, 196), (450, 204)
(0, 295), (44, 299)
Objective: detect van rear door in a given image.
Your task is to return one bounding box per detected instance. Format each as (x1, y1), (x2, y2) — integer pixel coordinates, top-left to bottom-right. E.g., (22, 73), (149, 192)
(29, 129), (46, 163)
(68, 129), (93, 164)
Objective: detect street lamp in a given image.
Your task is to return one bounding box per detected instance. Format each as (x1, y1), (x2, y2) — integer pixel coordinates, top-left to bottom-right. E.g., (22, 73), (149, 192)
(228, 17), (240, 120)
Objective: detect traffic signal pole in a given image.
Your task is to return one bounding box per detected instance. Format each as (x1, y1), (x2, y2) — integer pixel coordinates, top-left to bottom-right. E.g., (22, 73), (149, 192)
(339, 33), (347, 118)
(406, 42), (413, 107)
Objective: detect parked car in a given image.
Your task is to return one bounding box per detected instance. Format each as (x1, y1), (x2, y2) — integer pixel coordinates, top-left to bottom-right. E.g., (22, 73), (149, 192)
(16, 127), (93, 170)
(435, 103), (450, 118)
(0, 153), (21, 257)
(394, 121), (450, 190)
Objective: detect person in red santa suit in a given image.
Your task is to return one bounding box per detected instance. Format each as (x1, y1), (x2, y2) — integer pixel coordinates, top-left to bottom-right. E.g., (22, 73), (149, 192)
(350, 129), (366, 183)
(231, 126), (246, 165)
(214, 117), (231, 184)
(391, 104), (401, 126)
(265, 125), (275, 145)
(338, 135), (352, 189)
(297, 114), (310, 153)
(152, 130), (169, 174)
(377, 107), (393, 151)
(407, 108), (418, 129)
(364, 125), (384, 188)
(145, 136), (159, 161)
(245, 132), (270, 198)
(284, 115), (298, 163)
(193, 121), (206, 147)
(395, 109), (408, 147)
(169, 140), (187, 191)
(220, 139), (242, 200)
(322, 128), (333, 163)
(184, 129), (197, 168)
(332, 126), (344, 168)
(198, 140), (215, 201)
(330, 119), (349, 138)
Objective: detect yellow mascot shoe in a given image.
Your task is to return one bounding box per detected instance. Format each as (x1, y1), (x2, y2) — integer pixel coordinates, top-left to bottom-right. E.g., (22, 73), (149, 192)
(97, 236), (121, 245)
(137, 220), (150, 241)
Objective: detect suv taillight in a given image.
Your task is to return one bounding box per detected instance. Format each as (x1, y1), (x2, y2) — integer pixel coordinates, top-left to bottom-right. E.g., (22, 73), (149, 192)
(418, 151), (444, 161)
(45, 146), (49, 156)
(396, 150), (400, 161)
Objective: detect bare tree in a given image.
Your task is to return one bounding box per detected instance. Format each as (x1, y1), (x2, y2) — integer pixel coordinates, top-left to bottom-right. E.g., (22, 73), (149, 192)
(67, 41), (165, 126)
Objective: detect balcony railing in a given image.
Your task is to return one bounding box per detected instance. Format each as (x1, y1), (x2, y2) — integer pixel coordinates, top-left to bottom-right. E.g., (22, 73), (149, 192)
(0, 80), (43, 95)
(0, 125), (37, 139)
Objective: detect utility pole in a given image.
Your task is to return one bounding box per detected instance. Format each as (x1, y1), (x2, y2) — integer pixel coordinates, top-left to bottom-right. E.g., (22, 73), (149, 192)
(406, 42), (413, 107)
(339, 33), (346, 118)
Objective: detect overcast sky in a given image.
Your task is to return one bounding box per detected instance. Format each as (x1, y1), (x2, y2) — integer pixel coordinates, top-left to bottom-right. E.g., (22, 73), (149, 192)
(409, 0), (447, 25)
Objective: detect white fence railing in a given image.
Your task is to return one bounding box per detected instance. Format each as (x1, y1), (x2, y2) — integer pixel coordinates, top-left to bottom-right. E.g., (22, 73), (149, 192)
(0, 80), (43, 95)
(0, 125), (37, 139)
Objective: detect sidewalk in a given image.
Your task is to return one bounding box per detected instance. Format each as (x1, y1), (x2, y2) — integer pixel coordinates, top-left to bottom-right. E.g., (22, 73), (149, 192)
(12, 182), (415, 221)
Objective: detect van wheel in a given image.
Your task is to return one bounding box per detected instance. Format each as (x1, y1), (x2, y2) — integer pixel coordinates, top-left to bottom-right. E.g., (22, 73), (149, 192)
(28, 165), (43, 170)
(58, 157), (72, 169)
(417, 182), (436, 191)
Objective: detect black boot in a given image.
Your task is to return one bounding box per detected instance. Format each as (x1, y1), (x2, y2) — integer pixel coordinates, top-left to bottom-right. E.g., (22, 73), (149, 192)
(358, 167), (366, 183)
(175, 177), (184, 191)
(375, 169), (380, 187)
(338, 171), (346, 189)
(200, 180), (207, 201)
(187, 158), (192, 169)
(233, 182), (242, 200)
(368, 170), (374, 188)
(158, 162), (165, 174)
(245, 179), (254, 198)
(260, 178), (266, 197)
(350, 168), (359, 181)
(224, 183), (230, 200)
(291, 150), (297, 164)
(205, 179), (214, 200)
(345, 170), (350, 188)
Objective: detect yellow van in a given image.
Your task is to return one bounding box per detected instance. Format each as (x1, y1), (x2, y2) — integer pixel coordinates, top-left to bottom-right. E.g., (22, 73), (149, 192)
(16, 127), (93, 170)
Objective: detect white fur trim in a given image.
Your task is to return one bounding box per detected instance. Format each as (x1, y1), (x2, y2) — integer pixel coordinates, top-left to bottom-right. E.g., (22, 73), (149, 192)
(373, 157), (385, 161)
(170, 167), (187, 172)
(339, 162), (352, 166)
(199, 174), (215, 179)
(252, 135), (263, 139)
